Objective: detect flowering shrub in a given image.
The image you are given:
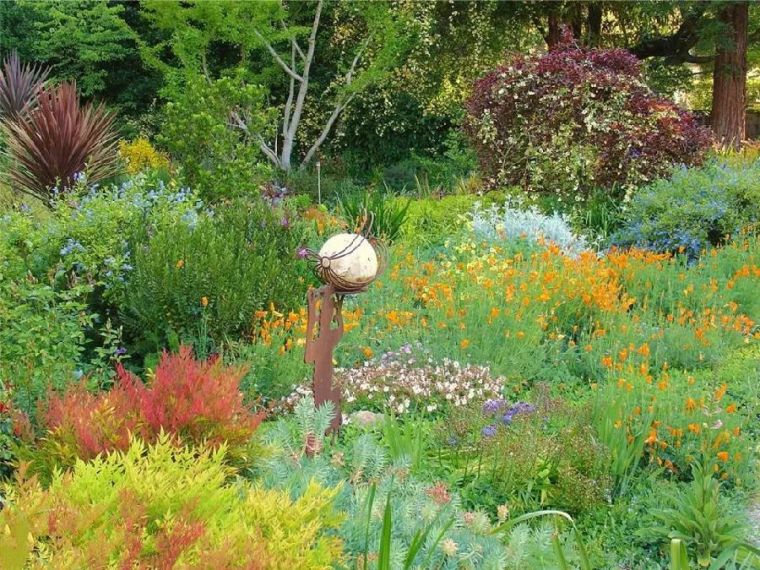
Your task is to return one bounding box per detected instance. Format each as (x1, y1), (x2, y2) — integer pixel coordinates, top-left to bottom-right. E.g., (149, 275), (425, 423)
(280, 346), (505, 416)
(471, 202), (589, 257)
(29, 346), (264, 474)
(1, 437), (344, 568)
(118, 137), (170, 174)
(464, 34), (712, 198)
(613, 160), (760, 260)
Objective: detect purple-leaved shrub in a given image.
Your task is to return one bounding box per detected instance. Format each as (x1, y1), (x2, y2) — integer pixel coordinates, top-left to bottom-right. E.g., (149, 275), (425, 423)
(464, 31), (712, 199)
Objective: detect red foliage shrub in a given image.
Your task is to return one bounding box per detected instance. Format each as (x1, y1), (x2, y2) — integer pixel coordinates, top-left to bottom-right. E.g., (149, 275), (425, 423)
(464, 32), (713, 198)
(41, 346), (264, 464)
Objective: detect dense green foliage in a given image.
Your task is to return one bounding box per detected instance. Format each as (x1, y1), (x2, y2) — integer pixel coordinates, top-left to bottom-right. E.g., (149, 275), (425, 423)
(124, 197), (309, 352)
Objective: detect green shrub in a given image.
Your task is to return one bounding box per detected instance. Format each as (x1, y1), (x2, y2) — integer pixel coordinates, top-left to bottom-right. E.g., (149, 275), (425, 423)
(614, 160), (760, 260)
(1, 436), (344, 568)
(0, 253), (91, 419)
(398, 191), (507, 245)
(122, 198), (311, 353)
(159, 70), (273, 201)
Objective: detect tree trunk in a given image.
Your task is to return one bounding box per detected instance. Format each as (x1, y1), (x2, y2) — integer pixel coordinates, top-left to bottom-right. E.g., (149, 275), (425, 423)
(586, 3), (602, 47)
(711, 2), (747, 148)
(547, 13), (563, 50)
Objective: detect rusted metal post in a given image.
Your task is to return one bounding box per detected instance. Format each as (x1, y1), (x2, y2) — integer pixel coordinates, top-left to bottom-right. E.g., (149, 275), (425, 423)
(304, 284), (344, 433)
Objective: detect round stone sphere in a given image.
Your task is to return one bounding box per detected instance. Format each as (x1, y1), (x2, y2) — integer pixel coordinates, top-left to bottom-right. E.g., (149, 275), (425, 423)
(318, 233), (378, 287)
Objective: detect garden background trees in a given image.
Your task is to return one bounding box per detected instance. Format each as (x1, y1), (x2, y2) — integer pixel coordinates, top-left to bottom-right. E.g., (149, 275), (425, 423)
(1, 0), (759, 175)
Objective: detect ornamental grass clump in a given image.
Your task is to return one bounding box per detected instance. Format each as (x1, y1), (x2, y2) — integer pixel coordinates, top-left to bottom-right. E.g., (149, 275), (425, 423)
(464, 31), (712, 199)
(0, 50), (48, 118)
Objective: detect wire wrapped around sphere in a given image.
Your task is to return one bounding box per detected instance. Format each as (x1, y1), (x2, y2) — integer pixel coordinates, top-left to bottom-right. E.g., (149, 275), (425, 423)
(305, 233), (387, 294)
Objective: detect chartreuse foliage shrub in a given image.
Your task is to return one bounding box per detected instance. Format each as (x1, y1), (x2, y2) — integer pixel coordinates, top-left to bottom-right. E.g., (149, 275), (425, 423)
(614, 160), (760, 260)
(465, 35), (711, 199)
(0, 437), (344, 569)
(22, 347), (263, 478)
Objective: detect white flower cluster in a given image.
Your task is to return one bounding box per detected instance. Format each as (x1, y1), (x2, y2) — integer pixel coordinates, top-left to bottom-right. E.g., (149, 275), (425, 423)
(277, 357), (505, 416)
(470, 202), (589, 257)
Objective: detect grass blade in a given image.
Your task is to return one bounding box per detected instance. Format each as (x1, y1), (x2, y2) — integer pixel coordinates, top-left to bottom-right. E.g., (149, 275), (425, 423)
(377, 490), (393, 570)
(362, 483), (377, 570)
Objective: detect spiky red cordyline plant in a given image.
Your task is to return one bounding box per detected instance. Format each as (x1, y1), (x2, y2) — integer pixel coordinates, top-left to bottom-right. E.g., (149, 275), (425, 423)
(3, 82), (120, 205)
(0, 50), (49, 118)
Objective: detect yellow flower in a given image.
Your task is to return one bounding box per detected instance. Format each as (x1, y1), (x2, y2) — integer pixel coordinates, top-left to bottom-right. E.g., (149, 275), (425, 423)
(460, 339), (470, 350)
(176, 259), (185, 269)
(717, 451), (729, 462)
(201, 296), (209, 307)
(362, 346), (374, 359)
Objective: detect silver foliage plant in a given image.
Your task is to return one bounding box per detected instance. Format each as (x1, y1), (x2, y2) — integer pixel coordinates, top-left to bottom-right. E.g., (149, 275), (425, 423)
(470, 202), (589, 257)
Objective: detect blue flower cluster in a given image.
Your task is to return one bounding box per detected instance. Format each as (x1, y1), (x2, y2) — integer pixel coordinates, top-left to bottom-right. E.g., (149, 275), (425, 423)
(480, 398), (536, 437)
(613, 160), (760, 262)
(60, 238), (85, 257)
